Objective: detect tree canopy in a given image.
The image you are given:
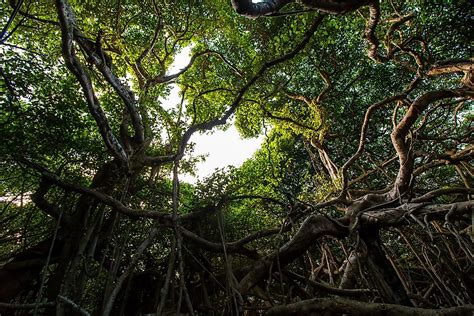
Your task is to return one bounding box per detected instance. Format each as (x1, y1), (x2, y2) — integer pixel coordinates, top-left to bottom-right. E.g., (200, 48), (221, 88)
(0, 0), (473, 315)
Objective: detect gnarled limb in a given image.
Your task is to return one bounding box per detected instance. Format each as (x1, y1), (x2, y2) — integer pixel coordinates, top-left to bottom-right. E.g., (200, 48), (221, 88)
(339, 251), (363, 289)
(30, 177), (73, 228)
(57, 0), (145, 146)
(0, 237), (61, 303)
(231, 0), (372, 18)
(265, 297), (474, 316)
(360, 201), (473, 228)
(231, 0), (292, 18)
(55, 0), (129, 164)
(238, 214), (348, 294)
(361, 228), (411, 305)
(389, 88), (473, 199)
(286, 270), (372, 297)
(428, 59), (474, 88)
(364, 1), (416, 64)
(300, 0), (371, 14)
(428, 59), (473, 76)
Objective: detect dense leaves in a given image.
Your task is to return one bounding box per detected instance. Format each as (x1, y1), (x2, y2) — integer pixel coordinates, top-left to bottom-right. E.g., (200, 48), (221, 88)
(0, 0), (472, 315)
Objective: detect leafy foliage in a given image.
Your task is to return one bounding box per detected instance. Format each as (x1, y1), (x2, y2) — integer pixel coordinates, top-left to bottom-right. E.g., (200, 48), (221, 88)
(0, 0), (472, 315)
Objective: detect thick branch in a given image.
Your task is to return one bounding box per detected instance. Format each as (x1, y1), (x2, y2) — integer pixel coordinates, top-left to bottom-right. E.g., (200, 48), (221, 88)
(411, 188), (474, 203)
(30, 177), (73, 228)
(231, 0), (371, 18)
(21, 159), (173, 222)
(265, 297), (474, 316)
(55, 0), (128, 164)
(238, 214), (347, 294)
(428, 59), (473, 76)
(300, 0), (371, 14)
(389, 88), (473, 198)
(231, 0), (292, 18)
(285, 271), (372, 297)
(74, 34), (145, 145)
(142, 154), (176, 167)
(0, 301), (55, 310)
(361, 201), (473, 227)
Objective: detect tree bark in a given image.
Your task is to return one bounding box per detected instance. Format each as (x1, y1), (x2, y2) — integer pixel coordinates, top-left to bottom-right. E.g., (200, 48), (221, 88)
(265, 298), (474, 316)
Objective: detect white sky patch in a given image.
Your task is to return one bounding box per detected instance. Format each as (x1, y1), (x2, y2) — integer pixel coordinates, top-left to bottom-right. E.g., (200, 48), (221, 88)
(181, 126), (264, 183)
(161, 46), (263, 183)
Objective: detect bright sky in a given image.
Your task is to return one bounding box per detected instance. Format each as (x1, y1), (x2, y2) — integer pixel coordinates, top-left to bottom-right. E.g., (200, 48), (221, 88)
(180, 126), (263, 183)
(163, 47), (263, 183)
